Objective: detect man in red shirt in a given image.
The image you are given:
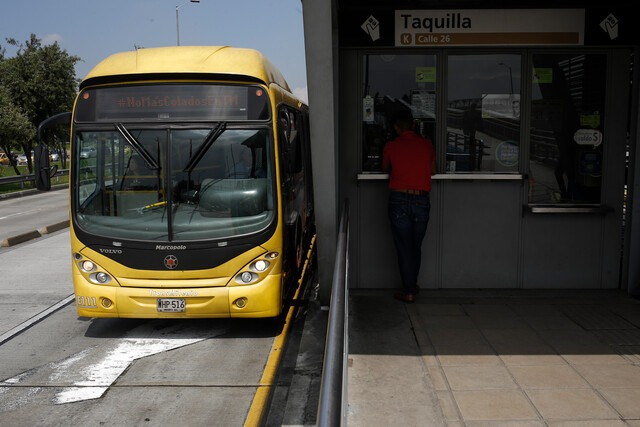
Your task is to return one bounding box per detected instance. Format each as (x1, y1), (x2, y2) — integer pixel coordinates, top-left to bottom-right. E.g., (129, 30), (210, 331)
(382, 109), (437, 303)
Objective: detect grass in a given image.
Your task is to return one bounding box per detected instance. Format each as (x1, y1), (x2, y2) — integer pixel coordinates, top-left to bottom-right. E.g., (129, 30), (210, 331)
(0, 164), (31, 177)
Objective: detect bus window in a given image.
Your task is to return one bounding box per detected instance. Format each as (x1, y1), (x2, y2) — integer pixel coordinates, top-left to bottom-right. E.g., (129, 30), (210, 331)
(75, 126), (274, 240)
(279, 108), (303, 174)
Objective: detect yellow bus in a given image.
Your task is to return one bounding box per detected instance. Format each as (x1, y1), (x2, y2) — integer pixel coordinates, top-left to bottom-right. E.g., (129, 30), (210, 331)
(38, 46), (315, 318)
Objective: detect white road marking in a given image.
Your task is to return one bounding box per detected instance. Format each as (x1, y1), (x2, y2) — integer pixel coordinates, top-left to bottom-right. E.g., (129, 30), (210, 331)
(1, 321), (228, 406)
(0, 209), (43, 221)
(54, 336), (208, 404)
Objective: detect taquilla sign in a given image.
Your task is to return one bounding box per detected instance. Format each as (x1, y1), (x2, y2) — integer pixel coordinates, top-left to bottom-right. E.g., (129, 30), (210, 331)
(395, 9), (585, 46)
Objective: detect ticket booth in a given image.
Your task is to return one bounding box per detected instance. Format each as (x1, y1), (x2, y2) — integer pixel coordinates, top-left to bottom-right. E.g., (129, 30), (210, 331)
(303, 3), (639, 296)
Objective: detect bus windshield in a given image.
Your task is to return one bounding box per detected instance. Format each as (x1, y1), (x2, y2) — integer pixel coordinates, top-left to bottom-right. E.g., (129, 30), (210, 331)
(73, 125), (274, 242)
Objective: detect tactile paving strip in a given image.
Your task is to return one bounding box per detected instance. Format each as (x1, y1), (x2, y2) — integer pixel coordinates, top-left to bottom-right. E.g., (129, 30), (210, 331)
(590, 329), (640, 346)
(561, 307), (636, 330)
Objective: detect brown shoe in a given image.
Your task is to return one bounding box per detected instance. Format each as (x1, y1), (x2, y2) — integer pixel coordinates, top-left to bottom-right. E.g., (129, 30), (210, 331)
(394, 292), (416, 303)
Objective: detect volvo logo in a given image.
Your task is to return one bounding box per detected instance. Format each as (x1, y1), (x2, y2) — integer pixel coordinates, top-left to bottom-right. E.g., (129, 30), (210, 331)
(99, 248), (123, 254)
(164, 255), (178, 269)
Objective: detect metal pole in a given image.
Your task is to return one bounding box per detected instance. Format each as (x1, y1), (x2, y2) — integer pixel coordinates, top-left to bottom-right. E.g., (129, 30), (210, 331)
(176, 6), (180, 46)
(509, 67), (514, 94)
(176, 0), (200, 46)
(498, 62), (514, 94)
(317, 199), (350, 426)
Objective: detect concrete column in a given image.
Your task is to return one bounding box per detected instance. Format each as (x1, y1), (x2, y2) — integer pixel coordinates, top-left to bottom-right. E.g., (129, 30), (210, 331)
(301, 0), (338, 305)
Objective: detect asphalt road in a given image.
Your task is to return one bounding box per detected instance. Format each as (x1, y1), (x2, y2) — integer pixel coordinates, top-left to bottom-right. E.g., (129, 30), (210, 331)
(0, 187), (326, 425)
(0, 185), (69, 247)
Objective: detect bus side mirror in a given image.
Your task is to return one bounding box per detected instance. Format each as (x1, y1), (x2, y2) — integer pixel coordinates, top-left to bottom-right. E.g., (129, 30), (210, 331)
(34, 145), (51, 191)
(36, 112), (72, 191)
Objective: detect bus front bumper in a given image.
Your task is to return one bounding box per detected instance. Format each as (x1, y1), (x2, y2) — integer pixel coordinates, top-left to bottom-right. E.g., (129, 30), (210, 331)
(73, 274), (283, 319)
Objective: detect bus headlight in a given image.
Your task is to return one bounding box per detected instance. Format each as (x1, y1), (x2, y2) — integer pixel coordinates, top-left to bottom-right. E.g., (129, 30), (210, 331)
(240, 271), (254, 283)
(74, 253), (113, 285)
(253, 260), (269, 272)
(81, 260), (96, 272)
(95, 272), (110, 284)
(233, 252), (279, 285)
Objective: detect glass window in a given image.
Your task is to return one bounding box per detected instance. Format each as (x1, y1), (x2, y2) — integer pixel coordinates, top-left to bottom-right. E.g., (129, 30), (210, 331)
(279, 108), (304, 174)
(447, 54), (522, 173)
(528, 53), (606, 204)
(74, 126), (274, 241)
(362, 54), (437, 172)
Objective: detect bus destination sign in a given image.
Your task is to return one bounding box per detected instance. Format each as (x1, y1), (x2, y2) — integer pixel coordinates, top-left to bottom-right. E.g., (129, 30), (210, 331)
(75, 84), (269, 122)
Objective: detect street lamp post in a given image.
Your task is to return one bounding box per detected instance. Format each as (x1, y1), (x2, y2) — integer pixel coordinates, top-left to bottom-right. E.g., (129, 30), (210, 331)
(176, 0), (200, 46)
(498, 62), (514, 94)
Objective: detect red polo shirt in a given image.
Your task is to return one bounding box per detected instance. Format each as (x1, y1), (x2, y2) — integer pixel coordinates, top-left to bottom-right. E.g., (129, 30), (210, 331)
(382, 130), (436, 192)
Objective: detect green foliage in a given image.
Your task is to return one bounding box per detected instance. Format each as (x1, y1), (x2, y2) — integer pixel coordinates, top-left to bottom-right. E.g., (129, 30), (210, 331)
(0, 86), (35, 174)
(0, 34), (79, 173)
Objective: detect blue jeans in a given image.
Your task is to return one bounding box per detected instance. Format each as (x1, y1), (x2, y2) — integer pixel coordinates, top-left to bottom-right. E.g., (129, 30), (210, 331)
(388, 191), (431, 294)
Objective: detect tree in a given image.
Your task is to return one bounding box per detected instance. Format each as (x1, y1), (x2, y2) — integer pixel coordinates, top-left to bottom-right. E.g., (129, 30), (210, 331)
(0, 34), (79, 172)
(0, 86), (35, 174)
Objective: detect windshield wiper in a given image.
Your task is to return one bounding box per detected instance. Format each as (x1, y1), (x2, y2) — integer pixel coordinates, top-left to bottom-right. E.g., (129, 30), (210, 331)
(183, 121), (226, 174)
(115, 123), (160, 170)
(134, 200), (169, 215)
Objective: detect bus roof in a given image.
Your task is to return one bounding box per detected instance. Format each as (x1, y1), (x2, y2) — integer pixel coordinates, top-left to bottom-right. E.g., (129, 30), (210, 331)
(81, 46), (291, 92)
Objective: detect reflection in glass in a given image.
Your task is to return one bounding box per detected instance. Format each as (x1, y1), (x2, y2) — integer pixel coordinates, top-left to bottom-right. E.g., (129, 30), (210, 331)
(447, 54), (521, 173)
(362, 54), (437, 172)
(74, 127), (274, 241)
(528, 54), (605, 204)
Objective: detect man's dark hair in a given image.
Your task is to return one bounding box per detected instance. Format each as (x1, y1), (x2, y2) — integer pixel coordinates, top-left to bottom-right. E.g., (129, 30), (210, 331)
(391, 109), (414, 131)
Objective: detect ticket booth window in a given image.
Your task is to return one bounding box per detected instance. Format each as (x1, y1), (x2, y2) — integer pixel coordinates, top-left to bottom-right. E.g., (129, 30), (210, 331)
(528, 53), (606, 204)
(362, 54), (437, 172)
(446, 54), (522, 173)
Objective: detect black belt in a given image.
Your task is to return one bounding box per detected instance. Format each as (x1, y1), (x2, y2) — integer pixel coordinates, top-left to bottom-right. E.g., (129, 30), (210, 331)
(392, 189), (429, 195)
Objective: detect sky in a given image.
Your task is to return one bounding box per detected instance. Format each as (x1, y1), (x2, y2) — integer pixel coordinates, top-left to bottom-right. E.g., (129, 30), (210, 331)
(0, 0), (308, 103)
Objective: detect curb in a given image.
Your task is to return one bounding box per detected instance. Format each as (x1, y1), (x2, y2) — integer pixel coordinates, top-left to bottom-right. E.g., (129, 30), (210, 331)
(1, 220), (70, 248)
(38, 220), (70, 235)
(1, 185), (70, 247)
(1, 230), (43, 247)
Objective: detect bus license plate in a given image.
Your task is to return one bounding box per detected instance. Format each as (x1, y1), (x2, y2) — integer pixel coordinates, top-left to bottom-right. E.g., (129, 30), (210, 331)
(157, 298), (186, 312)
